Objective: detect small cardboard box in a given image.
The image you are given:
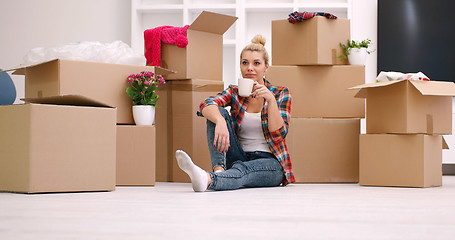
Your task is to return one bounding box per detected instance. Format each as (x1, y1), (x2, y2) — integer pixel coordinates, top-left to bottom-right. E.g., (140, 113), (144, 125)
(287, 118), (360, 183)
(116, 125), (155, 186)
(160, 11), (237, 80)
(0, 95), (117, 193)
(3, 59), (172, 124)
(266, 65), (365, 118)
(359, 134), (448, 188)
(350, 80), (455, 134)
(155, 79), (225, 182)
(272, 16), (350, 65)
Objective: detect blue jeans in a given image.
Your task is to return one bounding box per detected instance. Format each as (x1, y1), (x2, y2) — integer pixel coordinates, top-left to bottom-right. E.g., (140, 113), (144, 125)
(206, 107), (284, 191)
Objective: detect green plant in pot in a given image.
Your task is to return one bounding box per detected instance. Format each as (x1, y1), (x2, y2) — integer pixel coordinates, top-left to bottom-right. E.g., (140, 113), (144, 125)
(339, 39), (375, 65)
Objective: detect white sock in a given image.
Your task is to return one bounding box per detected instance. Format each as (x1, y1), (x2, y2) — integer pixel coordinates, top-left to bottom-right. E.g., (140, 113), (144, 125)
(175, 150), (208, 192)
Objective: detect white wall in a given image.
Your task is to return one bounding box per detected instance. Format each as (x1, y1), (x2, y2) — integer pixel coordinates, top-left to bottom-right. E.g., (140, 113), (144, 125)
(0, 0), (131, 103)
(351, 0), (375, 145)
(351, 0), (377, 84)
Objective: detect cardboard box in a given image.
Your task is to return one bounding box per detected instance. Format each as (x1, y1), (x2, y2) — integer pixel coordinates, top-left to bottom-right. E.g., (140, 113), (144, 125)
(266, 65), (365, 118)
(287, 118), (360, 183)
(350, 80), (455, 134)
(272, 16), (350, 65)
(160, 11), (237, 80)
(0, 95), (117, 193)
(155, 79), (224, 182)
(3, 59), (171, 124)
(116, 125), (155, 186)
(359, 134), (448, 188)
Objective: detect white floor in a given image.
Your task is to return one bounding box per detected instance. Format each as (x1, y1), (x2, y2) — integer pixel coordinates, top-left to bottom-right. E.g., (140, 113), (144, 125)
(1, 177), (455, 240)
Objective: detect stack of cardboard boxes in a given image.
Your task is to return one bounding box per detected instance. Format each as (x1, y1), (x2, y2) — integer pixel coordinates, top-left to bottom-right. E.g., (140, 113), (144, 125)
(154, 11), (237, 182)
(0, 59), (168, 193)
(350, 80), (455, 187)
(267, 16), (365, 183)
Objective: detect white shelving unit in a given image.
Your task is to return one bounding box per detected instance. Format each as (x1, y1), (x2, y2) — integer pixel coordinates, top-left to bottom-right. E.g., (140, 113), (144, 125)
(131, 0), (352, 87)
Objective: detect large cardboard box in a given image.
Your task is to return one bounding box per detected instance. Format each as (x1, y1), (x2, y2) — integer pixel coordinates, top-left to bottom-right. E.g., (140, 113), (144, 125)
(359, 134), (448, 188)
(272, 16), (350, 65)
(266, 65), (365, 118)
(350, 80), (455, 134)
(3, 59), (171, 124)
(0, 96), (117, 193)
(287, 118), (360, 183)
(116, 125), (155, 186)
(155, 79), (225, 182)
(160, 11), (237, 80)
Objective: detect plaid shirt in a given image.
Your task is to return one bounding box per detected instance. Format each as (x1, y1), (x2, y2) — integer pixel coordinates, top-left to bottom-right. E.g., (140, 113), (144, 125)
(197, 79), (295, 185)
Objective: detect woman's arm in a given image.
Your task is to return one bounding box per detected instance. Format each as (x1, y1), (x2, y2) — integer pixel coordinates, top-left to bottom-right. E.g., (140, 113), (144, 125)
(201, 105), (230, 153)
(252, 84), (284, 132)
(265, 97), (284, 132)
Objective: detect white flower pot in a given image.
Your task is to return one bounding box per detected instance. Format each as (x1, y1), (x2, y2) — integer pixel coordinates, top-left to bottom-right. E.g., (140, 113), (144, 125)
(132, 105), (155, 126)
(348, 48), (368, 65)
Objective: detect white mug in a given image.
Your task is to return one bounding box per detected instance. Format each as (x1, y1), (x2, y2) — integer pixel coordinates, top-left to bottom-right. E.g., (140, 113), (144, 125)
(238, 78), (255, 97)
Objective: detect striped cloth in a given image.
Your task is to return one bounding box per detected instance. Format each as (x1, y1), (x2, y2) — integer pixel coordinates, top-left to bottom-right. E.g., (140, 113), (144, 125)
(197, 79), (295, 185)
(288, 11), (337, 23)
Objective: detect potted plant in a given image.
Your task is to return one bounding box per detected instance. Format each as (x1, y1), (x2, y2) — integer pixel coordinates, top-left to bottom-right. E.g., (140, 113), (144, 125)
(339, 39), (375, 65)
(126, 71), (165, 126)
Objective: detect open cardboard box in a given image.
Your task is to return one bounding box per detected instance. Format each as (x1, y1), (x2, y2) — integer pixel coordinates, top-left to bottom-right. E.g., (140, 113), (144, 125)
(159, 11), (237, 80)
(116, 125), (156, 186)
(267, 65), (365, 118)
(287, 118), (361, 183)
(155, 79), (224, 182)
(359, 134), (449, 188)
(272, 16), (350, 65)
(0, 95), (117, 193)
(2, 59), (173, 124)
(350, 79), (455, 134)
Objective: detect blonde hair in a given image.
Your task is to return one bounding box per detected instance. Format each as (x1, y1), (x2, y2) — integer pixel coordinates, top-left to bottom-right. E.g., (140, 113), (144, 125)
(240, 34), (270, 65)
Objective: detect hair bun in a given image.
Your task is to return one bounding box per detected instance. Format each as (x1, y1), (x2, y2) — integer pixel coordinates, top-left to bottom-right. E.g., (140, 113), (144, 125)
(251, 34), (266, 46)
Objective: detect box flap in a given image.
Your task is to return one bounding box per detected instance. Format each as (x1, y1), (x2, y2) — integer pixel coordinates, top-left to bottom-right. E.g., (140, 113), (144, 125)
(349, 79), (455, 98)
(188, 11), (237, 35)
(409, 80), (455, 96)
(348, 80), (405, 98)
(443, 137), (449, 149)
(349, 79), (404, 90)
(154, 66), (176, 76)
(0, 64), (29, 74)
(0, 59), (60, 75)
(22, 95), (114, 108)
(2, 59), (174, 77)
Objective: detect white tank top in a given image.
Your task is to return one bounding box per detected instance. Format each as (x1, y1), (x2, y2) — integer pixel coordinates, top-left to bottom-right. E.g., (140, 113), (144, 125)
(238, 111), (271, 153)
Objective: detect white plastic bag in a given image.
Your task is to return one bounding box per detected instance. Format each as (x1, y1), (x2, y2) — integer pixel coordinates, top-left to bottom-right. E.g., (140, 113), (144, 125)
(23, 41), (146, 66)
(376, 71), (430, 82)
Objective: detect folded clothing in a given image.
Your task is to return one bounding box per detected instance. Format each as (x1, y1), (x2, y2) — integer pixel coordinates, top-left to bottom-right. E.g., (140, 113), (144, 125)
(144, 25), (190, 66)
(376, 71), (430, 82)
(288, 11), (337, 23)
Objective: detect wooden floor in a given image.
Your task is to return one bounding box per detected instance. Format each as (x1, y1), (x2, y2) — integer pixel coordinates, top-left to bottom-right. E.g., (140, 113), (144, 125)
(1, 176), (455, 240)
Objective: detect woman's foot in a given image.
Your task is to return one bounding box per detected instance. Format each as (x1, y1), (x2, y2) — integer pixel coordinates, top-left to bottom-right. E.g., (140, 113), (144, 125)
(175, 150), (209, 192)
